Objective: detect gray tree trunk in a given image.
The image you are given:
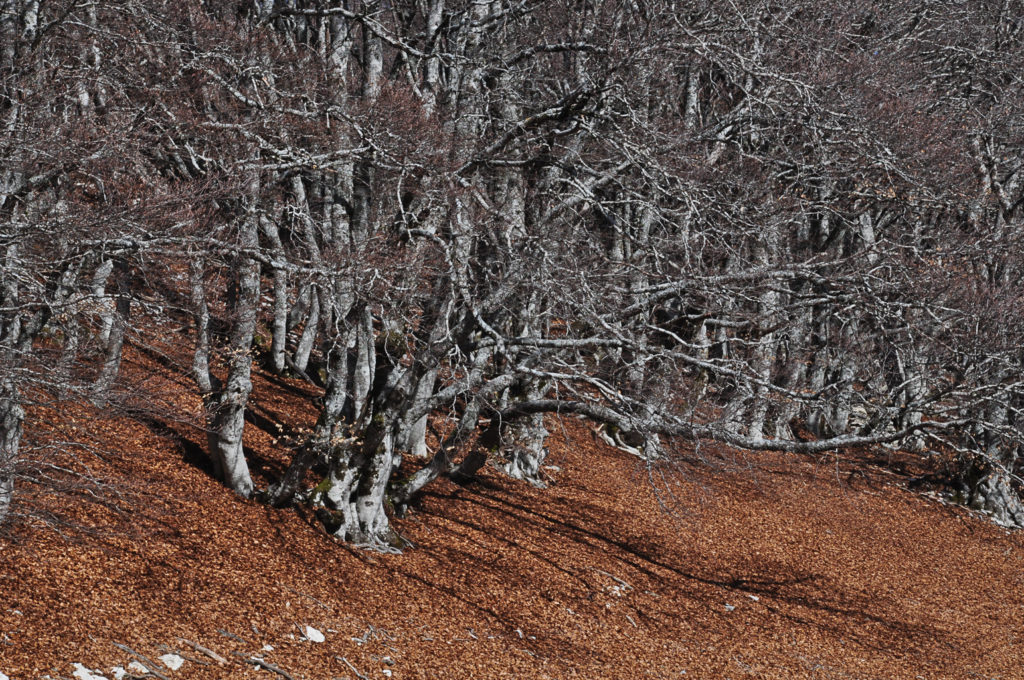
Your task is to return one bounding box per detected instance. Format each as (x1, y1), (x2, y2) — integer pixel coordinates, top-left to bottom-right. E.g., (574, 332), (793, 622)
(320, 408), (402, 549)
(188, 186), (261, 498)
(260, 216), (289, 374)
(970, 468), (1024, 528)
(90, 290), (129, 406)
(747, 222), (780, 440)
(0, 378), (23, 525)
(397, 367), (436, 459)
(52, 259), (83, 398)
(966, 386), (1024, 527)
(773, 290), (811, 440)
(889, 342), (926, 452)
(208, 212), (261, 498)
(90, 259), (115, 344)
(420, 0), (445, 114)
(500, 408), (549, 486)
(265, 323), (357, 507)
(292, 286), (320, 374)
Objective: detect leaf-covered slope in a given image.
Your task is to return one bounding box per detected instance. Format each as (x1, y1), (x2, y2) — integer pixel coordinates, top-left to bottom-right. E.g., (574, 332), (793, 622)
(1, 361), (1022, 680)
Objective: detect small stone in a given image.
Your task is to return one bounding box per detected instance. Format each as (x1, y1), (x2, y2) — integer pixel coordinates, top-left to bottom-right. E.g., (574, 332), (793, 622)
(724, 604), (736, 612)
(71, 664), (107, 680)
(127, 661), (148, 675)
(0, 670), (10, 680)
(304, 625), (326, 643)
(158, 654), (185, 671)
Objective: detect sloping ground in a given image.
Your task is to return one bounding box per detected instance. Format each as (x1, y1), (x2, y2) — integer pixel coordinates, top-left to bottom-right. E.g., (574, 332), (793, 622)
(2, 357), (1023, 679)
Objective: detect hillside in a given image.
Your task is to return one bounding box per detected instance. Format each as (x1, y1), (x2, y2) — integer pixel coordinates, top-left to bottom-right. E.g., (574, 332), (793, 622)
(4, 3), (1024, 678)
(1, 353), (1023, 680)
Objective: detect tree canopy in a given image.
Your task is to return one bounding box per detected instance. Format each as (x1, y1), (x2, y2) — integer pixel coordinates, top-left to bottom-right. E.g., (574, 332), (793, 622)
(2, 0), (1024, 544)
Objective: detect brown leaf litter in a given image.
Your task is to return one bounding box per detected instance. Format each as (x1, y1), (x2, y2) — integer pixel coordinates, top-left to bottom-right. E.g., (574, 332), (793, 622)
(1, 354), (1022, 679)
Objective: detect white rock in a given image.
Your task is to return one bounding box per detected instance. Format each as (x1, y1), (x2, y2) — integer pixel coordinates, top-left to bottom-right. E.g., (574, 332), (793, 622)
(110, 668), (127, 680)
(261, 644), (275, 652)
(748, 594), (760, 601)
(158, 654), (185, 671)
(304, 625), (326, 643)
(724, 604), (736, 612)
(127, 661), (148, 675)
(0, 670), (10, 680)
(71, 664), (107, 680)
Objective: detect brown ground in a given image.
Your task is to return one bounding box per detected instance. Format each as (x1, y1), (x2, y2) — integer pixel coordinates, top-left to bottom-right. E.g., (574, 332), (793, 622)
(2, 351), (1023, 680)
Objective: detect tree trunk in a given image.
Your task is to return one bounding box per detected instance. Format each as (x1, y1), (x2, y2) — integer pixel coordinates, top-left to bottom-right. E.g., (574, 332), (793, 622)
(319, 412), (401, 549)
(965, 386), (1024, 527)
(895, 345), (926, 452)
(265, 324), (356, 507)
(90, 291), (128, 406)
(969, 468), (1024, 528)
(747, 222), (780, 440)
(499, 381), (550, 486)
(292, 286), (320, 374)
(351, 306), (375, 420)
(394, 368), (512, 508)
(188, 189), (261, 498)
(52, 259), (83, 398)
(396, 367), (436, 459)
(773, 290), (811, 439)
(209, 210), (261, 498)
(0, 378), (23, 525)
(260, 216), (289, 375)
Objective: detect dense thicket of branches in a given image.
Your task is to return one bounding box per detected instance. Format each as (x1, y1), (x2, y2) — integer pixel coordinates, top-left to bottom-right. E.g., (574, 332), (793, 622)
(2, 0), (1023, 544)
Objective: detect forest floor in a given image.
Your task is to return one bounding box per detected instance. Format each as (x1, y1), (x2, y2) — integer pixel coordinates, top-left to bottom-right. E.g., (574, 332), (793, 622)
(2, 346), (1023, 680)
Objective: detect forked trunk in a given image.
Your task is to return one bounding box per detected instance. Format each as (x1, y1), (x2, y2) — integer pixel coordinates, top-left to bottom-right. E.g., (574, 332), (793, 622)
(969, 467), (1024, 528)
(319, 418), (401, 549)
(265, 325), (356, 507)
(499, 381), (550, 486)
(965, 387), (1023, 527)
(188, 193), (261, 498)
(499, 412), (549, 486)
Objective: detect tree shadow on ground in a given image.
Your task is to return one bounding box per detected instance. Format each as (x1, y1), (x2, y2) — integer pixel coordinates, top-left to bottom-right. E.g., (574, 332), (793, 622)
(407, 480), (954, 662)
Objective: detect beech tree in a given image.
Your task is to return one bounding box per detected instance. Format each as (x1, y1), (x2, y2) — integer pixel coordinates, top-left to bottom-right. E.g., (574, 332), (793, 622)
(0, 0), (168, 525)
(2, 0), (1023, 542)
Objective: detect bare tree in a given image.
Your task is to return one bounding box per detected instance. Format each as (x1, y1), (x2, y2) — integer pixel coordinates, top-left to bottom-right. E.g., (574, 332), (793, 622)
(3, 0), (1024, 540)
